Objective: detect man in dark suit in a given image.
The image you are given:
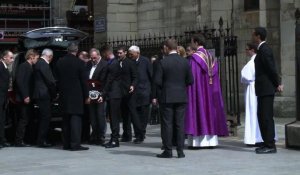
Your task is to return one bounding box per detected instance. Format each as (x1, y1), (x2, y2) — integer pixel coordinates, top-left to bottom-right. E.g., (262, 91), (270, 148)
(15, 49), (39, 147)
(102, 47), (123, 148)
(56, 43), (90, 151)
(128, 45), (153, 139)
(33, 48), (56, 147)
(252, 27), (283, 154)
(118, 45), (144, 144)
(155, 39), (194, 158)
(0, 50), (14, 148)
(86, 48), (108, 145)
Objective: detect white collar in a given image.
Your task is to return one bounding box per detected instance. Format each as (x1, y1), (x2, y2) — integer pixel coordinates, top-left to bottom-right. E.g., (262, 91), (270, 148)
(250, 54), (256, 61)
(257, 41), (266, 50)
(169, 51), (177, 55)
(93, 58), (101, 66)
(136, 57), (139, 62)
(197, 46), (204, 50)
(1, 61), (8, 69)
(41, 57), (49, 64)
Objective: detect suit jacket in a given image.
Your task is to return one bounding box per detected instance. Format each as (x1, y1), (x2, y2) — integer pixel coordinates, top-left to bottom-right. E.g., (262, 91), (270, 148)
(103, 58), (123, 99)
(86, 59), (108, 92)
(154, 53), (194, 103)
(15, 61), (33, 102)
(0, 61), (10, 97)
(55, 53), (89, 115)
(135, 56), (153, 106)
(33, 58), (56, 100)
(254, 42), (280, 97)
(120, 57), (138, 96)
(151, 59), (161, 100)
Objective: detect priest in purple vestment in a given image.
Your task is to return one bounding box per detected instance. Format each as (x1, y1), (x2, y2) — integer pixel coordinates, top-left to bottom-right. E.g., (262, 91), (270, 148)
(185, 35), (228, 148)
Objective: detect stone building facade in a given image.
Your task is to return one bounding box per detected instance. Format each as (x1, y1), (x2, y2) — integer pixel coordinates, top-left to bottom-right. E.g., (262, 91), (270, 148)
(92, 0), (299, 118)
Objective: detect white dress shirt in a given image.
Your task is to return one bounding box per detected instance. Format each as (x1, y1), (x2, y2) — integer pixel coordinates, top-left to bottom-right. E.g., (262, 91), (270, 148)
(89, 59), (100, 79)
(1, 61), (7, 69)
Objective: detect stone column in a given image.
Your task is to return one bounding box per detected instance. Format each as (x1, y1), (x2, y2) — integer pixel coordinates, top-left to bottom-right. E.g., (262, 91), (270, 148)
(278, 0), (297, 117)
(295, 8), (300, 121)
(284, 7), (300, 149)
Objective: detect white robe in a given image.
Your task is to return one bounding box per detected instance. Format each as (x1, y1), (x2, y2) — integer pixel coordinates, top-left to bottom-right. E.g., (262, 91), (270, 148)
(241, 54), (263, 144)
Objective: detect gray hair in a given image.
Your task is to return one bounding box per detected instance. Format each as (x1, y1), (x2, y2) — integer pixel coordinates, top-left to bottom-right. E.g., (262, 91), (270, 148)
(89, 48), (100, 55)
(68, 42), (79, 53)
(41, 48), (53, 57)
(128, 45), (140, 53)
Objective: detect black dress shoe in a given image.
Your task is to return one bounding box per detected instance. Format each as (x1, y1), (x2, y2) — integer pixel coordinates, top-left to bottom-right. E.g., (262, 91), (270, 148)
(70, 145), (89, 151)
(15, 142), (31, 147)
(38, 142), (53, 148)
(255, 147), (277, 154)
(133, 138), (144, 144)
(120, 137), (132, 142)
(255, 145), (266, 152)
(177, 151), (185, 158)
(156, 151), (173, 158)
(95, 139), (105, 146)
(104, 141), (120, 148)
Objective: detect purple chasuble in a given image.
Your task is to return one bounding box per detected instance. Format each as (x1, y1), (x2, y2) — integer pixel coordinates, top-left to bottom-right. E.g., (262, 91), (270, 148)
(185, 47), (228, 136)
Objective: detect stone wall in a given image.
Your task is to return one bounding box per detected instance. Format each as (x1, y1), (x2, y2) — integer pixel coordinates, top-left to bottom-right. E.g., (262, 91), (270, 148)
(106, 0), (138, 39)
(137, 0), (199, 36)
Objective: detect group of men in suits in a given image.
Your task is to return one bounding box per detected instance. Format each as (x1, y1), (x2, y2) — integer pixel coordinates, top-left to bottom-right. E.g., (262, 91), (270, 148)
(0, 27), (281, 156)
(95, 45), (153, 148)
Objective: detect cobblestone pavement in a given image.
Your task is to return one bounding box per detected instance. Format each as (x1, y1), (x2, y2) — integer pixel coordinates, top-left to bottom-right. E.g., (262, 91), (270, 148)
(0, 117), (299, 175)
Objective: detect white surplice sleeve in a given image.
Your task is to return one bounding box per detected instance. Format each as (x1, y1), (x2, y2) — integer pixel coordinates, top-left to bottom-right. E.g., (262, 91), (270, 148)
(241, 55), (256, 84)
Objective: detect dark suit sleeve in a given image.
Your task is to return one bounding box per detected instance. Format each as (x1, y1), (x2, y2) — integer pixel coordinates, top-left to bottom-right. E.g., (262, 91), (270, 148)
(16, 64), (30, 99)
(79, 61), (89, 99)
(103, 66), (113, 97)
(99, 63), (108, 92)
(151, 61), (158, 97)
(154, 61), (163, 88)
(261, 46), (280, 87)
(147, 59), (153, 81)
(185, 61), (194, 86)
(130, 61), (138, 88)
(39, 63), (56, 98)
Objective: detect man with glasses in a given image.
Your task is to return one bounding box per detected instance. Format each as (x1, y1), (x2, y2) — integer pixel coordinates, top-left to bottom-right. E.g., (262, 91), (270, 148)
(86, 48), (108, 145)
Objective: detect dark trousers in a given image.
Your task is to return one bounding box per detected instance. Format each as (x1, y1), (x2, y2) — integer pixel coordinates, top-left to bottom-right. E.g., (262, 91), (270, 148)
(161, 103), (186, 153)
(109, 99), (121, 140)
(15, 103), (31, 143)
(122, 95), (143, 140)
(81, 105), (90, 142)
(0, 96), (6, 143)
(36, 99), (51, 144)
(88, 103), (106, 141)
(63, 114), (82, 148)
(257, 95), (276, 148)
(137, 105), (150, 137)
